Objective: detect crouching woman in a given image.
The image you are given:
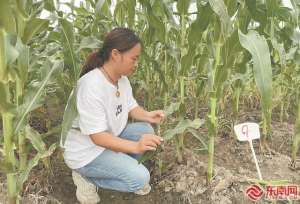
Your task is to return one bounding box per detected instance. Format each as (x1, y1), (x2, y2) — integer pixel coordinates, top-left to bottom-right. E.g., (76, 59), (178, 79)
(62, 28), (164, 204)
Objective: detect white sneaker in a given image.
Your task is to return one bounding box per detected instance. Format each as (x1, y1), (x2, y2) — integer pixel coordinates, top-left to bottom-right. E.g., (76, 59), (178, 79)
(72, 171), (100, 204)
(134, 183), (151, 195)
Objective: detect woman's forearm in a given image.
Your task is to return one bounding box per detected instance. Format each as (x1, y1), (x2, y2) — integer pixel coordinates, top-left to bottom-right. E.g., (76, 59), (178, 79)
(89, 132), (139, 154)
(129, 106), (149, 122)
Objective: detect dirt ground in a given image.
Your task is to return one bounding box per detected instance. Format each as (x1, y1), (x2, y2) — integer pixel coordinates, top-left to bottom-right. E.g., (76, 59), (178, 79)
(0, 101), (300, 203)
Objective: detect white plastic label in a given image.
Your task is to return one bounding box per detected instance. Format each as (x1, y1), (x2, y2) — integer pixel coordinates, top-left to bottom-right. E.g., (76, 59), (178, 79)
(234, 122), (260, 141)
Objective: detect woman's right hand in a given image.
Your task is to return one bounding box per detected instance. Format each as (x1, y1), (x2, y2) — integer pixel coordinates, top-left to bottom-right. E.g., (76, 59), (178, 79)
(135, 134), (163, 153)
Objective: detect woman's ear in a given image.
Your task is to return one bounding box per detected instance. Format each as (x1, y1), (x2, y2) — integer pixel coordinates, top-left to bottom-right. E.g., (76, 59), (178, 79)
(111, 49), (121, 61)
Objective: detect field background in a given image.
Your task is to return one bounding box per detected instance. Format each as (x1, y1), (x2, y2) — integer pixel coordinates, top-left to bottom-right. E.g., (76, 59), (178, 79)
(0, 0), (300, 203)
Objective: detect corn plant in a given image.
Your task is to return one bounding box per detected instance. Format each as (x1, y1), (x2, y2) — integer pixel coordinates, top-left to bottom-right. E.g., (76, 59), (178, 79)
(238, 30), (273, 144)
(203, 0), (237, 183)
(0, 1), (62, 203)
(292, 98), (300, 166)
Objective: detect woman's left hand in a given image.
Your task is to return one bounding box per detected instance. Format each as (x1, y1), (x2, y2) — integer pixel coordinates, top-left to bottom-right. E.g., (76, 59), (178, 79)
(147, 110), (165, 124)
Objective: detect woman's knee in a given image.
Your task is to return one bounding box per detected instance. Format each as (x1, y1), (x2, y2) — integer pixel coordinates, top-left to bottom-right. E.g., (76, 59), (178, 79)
(128, 165), (150, 192)
(140, 122), (154, 135)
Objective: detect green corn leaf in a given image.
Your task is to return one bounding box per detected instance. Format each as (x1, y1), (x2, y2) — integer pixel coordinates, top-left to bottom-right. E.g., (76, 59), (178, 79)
(238, 30), (272, 114)
(60, 88), (78, 147)
(271, 38), (286, 68)
(6, 35), (19, 66)
(17, 153), (41, 192)
(14, 60), (62, 134)
(15, 0), (28, 39)
(0, 29), (19, 82)
(41, 143), (57, 159)
(126, 0), (136, 27)
(248, 179), (290, 186)
(44, 0), (56, 12)
(276, 7), (293, 22)
(163, 118), (205, 141)
(209, 0), (232, 37)
(265, 0), (278, 18)
(180, 46), (195, 75)
(15, 38), (29, 83)
(22, 18), (49, 44)
(245, 0), (267, 26)
(78, 36), (102, 50)
(0, 159), (16, 174)
(188, 3), (213, 45)
(95, 0), (105, 14)
(225, 0), (238, 17)
(95, 0), (111, 17)
(0, 0), (16, 33)
(188, 128), (208, 150)
(138, 151), (155, 164)
(0, 28), (8, 82)
(59, 18), (80, 82)
(17, 142), (57, 191)
(0, 82), (15, 114)
(48, 31), (61, 43)
(114, 1), (125, 25)
(290, 0), (299, 26)
(147, 12), (165, 43)
(164, 102), (181, 117)
(177, 0), (190, 15)
(160, 1), (176, 25)
(25, 126), (46, 153)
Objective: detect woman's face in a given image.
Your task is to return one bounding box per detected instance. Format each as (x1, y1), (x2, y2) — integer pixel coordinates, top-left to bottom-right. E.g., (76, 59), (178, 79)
(113, 43), (141, 76)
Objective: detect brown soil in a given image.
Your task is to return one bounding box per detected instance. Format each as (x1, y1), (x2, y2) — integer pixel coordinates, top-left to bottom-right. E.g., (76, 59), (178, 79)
(0, 100), (300, 204)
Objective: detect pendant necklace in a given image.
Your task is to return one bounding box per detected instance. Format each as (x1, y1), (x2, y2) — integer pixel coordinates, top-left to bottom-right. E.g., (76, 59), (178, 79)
(101, 67), (120, 97)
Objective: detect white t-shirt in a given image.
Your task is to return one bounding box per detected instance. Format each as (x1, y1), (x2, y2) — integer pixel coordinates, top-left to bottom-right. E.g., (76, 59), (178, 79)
(63, 68), (138, 169)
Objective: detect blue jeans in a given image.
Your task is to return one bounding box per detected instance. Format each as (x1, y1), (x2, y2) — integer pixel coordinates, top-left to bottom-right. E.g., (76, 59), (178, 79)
(75, 122), (154, 192)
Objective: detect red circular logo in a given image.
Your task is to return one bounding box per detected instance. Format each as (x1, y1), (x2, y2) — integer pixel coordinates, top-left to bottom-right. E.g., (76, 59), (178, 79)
(246, 184), (263, 201)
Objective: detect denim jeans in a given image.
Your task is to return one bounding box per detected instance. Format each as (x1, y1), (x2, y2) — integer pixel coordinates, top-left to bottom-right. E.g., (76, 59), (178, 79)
(75, 122), (154, 192)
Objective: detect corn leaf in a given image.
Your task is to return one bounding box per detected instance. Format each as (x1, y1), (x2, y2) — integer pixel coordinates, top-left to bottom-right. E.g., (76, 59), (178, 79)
(22, 18), (49, 44)
(0, 0), (16, 33)
(164, 102), (181, 117)
(0, 29), (19, 82)
(0, 159), (15, 174)
(17, 153), (41, 192)
(17, 139), (57, 191)
(0, 82), (15, 114)
(188, 3), (213, 45)
(126, 0), (136, 27)
(0, 28), (7, 81)
(208, 0), (232, 37)
(78, 36), (102, 50)
(25, 126), (46, 153)
(177, 0), (190, 15)
(60, 88), (78, 147)
(163, 118), (205, 141)
(188, 128), (208, 150)
(95, 0), (105, 14)
(238, 30), (272, 115)
(15, 38), (29, 83)
(14, 60), (62, 134)
(59, 18), (80, 82)
(290, 0), (299, 26)
(180, 46), (195, 75)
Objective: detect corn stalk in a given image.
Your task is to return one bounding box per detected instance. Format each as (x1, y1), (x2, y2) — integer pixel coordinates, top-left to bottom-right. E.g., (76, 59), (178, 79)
(292, 98), (300, 165)
(0, 1), (58, 203)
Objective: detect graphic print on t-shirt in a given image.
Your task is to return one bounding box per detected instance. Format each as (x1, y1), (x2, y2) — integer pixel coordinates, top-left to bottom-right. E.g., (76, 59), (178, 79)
(116, 104), (122, 117)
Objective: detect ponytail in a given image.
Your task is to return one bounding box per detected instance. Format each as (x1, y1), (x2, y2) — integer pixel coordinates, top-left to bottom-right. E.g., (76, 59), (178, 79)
(80, 46), (112, 77)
